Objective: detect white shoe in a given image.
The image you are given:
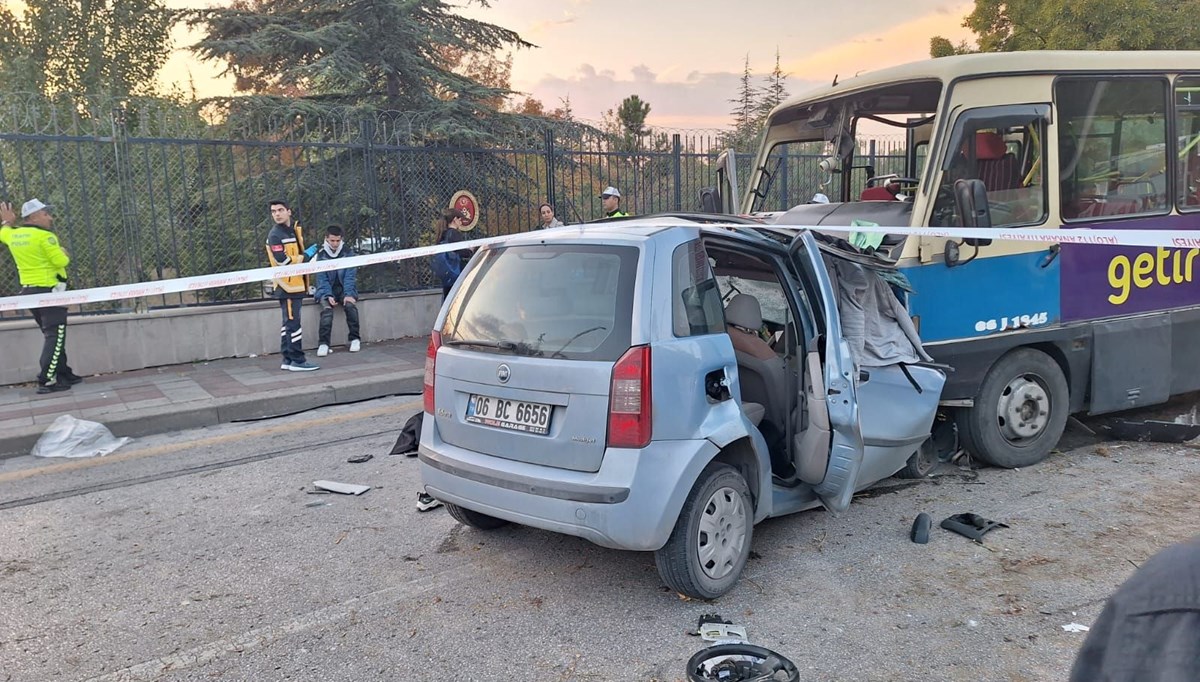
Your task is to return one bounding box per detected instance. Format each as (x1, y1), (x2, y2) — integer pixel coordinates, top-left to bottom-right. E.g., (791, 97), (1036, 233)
(317, 344), (330, 357)
(349, 339), (361, 352)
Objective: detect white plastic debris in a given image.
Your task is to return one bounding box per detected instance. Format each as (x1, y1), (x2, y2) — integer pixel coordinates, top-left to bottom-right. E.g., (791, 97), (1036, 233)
(313, 480), (371, 495)
(1062, 623), (1090, 633)
(31, 415), (130, 458)
(699, 623), (748, 643)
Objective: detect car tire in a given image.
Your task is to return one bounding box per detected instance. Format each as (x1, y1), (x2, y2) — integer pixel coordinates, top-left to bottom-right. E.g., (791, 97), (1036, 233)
(444, 502), (510, 530)
(655, 462), (753, 600)
(957, 348), (1069, 469)
(896, 437), (938, 479)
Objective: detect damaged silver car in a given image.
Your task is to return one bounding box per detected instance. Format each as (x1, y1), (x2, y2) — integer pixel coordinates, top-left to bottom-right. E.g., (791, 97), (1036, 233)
(418, 218), (945, 598)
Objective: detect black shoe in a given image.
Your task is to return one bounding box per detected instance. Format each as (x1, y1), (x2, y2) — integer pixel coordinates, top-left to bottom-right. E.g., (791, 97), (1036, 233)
(36, 382), (71, 394)
(63, 374), (83, 385)
(416, 492), (443, 512)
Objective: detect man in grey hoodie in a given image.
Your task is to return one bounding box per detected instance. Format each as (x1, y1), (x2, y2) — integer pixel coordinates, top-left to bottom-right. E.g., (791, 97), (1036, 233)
(313, 225), (361, 357)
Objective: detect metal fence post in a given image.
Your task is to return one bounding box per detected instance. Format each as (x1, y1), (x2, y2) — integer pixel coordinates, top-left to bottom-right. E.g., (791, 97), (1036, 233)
(360, 117), (381, 244)
(544, 127), (556, 209)
(672, 134), (682, 211)
(111, 106), (143, 292)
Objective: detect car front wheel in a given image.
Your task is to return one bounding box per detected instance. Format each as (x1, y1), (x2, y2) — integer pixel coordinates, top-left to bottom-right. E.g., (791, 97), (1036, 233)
(655, 462), (753, 600)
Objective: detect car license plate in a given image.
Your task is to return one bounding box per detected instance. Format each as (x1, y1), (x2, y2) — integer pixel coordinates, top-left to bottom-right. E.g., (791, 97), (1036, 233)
(466, 394), (551, 435)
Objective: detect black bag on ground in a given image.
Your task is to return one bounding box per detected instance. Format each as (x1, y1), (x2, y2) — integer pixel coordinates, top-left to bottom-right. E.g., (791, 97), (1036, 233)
(390, 412), (424, 456)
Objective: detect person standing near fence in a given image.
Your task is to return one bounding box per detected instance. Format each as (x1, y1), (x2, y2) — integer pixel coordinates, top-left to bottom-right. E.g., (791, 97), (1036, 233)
(265, 200), (320, 372)
(431, 208), (473, 300)
(0, 199), (82, 393)
(536, 202), (563, 229)
(313, 225), (361, 357)
(599, 186), (628, 218)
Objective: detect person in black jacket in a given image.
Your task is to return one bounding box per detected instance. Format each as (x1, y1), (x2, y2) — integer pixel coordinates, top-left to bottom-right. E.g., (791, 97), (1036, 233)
(1069, 534), (1200, 681)
(313, 225), (360, 357)
(432, 208), (473, 300)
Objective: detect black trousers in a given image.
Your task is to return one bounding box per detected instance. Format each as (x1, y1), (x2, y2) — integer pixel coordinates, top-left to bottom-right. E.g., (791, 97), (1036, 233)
(318, 296), (360, 345)
(279, 297), (306, 364)
(22, 286), (74, 385)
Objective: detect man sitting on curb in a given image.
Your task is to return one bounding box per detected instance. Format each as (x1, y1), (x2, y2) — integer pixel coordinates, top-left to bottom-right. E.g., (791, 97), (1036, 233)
(313, 225), (361, 357)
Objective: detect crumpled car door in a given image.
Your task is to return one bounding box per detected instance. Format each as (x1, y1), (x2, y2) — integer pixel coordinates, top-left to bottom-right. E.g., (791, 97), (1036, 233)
(787, 230), (864, 514)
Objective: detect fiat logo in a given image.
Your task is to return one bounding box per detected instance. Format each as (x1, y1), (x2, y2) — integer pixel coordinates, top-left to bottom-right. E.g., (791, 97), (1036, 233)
(497, 364), (511, 383)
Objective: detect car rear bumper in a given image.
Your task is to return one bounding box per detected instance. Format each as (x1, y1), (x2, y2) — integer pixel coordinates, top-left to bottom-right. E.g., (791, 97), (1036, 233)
(418, 429), (719, 551)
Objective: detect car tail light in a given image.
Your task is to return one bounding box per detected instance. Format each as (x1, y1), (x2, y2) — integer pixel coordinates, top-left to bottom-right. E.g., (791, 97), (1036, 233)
(607, 345), (652, 449)
(423, 331), (441, 414)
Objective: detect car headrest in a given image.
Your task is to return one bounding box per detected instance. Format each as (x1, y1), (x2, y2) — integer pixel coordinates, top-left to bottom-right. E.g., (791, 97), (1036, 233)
(976, 132), (1007, 161)
(725, 293), (763, 330)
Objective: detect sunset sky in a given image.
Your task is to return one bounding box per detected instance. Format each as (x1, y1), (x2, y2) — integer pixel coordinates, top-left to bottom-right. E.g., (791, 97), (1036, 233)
(157, 0), (977, 129)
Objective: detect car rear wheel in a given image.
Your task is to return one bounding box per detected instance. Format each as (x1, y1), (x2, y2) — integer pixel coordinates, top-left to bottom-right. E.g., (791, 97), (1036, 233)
(655, 462), (753, 600)
(444, 502), (510, 530)
(957, 348), (1069, 469)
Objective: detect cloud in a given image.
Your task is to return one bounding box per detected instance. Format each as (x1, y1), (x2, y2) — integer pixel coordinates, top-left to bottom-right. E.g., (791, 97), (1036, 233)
(781, 3), (975, 88)
(529, 12), (577, 34)
(517, 64), (822, 129)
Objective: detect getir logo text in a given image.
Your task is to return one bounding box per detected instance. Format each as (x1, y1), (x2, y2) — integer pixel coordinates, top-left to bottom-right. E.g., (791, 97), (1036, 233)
(1107, 247), (1200, 305)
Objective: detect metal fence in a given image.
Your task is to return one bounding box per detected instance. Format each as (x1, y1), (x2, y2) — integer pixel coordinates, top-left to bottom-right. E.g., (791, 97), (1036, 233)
(0, 95), (906, 314)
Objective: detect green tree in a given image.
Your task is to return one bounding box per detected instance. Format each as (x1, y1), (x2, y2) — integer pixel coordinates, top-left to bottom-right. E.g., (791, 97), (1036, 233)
(183, 0), (550, 290)
(185, 0), (533, 133)
(755, 49), (788, 126)
(726, 55), (759, 148)
(616, 94), (651, 144)
(929, 36), (974, 58)
(0, 0), (174, 97)
(932, 0), (1200, 56)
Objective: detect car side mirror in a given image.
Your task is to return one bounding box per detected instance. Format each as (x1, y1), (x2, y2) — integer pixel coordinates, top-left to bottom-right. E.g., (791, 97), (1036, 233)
(699, 186), (721, 213)
(953, 178), (993, 246)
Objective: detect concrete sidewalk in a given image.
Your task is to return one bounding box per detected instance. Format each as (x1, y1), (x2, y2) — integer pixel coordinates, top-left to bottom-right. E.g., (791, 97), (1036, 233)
(0, 337), (429, 458)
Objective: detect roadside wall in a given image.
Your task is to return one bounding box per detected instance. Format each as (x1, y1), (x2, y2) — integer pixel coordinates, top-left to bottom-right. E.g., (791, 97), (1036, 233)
(0, 290), (441, 386)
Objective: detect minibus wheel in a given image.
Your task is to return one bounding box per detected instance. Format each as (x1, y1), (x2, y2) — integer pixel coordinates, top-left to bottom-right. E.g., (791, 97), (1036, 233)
(957, 348), (1069, 469)
(655, 462), (753, 600)
(445, 502), (510, 530)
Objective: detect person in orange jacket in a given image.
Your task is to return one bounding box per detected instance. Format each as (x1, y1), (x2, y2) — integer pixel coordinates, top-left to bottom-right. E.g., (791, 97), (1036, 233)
(264, 200), (320, 371)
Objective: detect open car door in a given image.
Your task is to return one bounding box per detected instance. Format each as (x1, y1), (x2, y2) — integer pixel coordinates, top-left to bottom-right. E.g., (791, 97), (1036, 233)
(787, 230), (864, 514)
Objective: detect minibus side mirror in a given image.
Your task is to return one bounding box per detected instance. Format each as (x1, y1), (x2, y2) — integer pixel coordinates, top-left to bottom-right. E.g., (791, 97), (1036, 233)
(953, 178), (993, 246)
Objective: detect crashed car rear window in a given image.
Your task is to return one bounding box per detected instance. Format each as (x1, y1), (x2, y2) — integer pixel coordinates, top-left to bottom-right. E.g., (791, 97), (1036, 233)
(441, 243), (638, 361)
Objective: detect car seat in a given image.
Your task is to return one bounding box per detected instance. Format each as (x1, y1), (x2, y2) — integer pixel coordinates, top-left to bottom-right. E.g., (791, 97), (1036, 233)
(725, 294), (789, 431)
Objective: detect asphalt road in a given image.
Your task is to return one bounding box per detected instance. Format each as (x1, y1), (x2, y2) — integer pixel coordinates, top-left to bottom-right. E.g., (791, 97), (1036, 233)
(1, 395), (1198, 682)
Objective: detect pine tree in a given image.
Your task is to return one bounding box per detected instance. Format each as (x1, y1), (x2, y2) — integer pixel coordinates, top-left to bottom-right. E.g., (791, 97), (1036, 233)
(729, 55), (758, 139)
(185, 0), (533, 134)
(756, 49), (789, 125)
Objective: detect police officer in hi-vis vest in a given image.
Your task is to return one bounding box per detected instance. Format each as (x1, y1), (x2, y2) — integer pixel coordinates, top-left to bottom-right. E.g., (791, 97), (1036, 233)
(0, 199), (83, 393)
(264, 200), (320, 372)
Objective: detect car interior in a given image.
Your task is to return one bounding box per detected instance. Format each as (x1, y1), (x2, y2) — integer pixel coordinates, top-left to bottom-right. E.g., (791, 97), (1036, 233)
(703, 243), (832, 484)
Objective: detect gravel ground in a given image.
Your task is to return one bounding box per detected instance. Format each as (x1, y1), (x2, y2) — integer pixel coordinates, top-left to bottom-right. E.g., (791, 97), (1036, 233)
(0, 396), (1198, 681)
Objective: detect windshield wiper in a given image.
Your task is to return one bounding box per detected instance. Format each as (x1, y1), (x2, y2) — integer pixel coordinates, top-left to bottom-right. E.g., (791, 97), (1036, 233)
(444, 338), (518, 350)
(549, 326), (607, 359)
(444, 338), (544, 357)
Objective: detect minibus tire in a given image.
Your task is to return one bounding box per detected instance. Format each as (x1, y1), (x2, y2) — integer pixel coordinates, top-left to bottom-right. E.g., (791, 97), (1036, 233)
(444, 502), (510, 530)
(957, 348), (1068, 469)
(655, 462), (753, 600)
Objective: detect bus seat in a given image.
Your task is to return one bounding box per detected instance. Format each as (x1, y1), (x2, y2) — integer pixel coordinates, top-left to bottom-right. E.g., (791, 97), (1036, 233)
(976, 132), (1020, 192)
(860, 181), (900, 201)
(860, 185), (898, 201)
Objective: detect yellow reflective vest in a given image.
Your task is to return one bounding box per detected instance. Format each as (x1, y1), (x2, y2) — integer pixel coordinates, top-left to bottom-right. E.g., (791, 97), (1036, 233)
(0, 224), (69, 287)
